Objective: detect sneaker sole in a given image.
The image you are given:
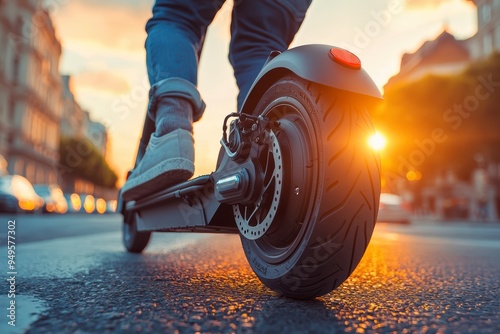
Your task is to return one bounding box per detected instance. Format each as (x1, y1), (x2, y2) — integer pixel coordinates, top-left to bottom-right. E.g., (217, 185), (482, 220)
(121, 157), (194, 201)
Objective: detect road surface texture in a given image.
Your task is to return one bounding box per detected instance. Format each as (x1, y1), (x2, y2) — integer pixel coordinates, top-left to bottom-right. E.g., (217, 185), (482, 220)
(0, 214), (499, 333)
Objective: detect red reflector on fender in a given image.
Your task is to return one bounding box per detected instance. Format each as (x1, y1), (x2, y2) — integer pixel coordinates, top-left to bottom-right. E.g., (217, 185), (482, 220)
(329, 47), (361, 70)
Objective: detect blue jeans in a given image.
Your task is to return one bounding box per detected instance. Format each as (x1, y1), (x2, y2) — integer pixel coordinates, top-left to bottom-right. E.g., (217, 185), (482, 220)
(145, 0), (312, 127)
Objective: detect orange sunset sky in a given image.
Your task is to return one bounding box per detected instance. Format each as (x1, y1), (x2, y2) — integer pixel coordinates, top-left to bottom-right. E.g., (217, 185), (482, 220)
(48, 0), (477, 186)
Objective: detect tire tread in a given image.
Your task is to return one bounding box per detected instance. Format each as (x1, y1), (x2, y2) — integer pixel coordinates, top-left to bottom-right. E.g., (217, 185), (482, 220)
(242, 75), (381, 299)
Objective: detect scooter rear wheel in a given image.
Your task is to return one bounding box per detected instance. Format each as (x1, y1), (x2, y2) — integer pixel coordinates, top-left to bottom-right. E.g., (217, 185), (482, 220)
(240, 74), (381, 299)
(123, 211), (151, 253)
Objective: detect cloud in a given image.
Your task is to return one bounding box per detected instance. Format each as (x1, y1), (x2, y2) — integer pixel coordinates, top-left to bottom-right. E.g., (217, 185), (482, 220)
(72, 70), (131, 95)
(51, 0), (152, 52)
(405, 0), (454, 9)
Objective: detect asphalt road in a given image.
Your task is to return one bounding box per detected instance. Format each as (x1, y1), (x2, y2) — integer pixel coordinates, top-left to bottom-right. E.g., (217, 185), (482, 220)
(0, 214), (499, 333)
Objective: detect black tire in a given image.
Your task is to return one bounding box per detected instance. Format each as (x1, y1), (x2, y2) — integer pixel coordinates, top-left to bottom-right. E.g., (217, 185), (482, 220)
(123, 212), (151, 253)
(240, 75), (381, 299)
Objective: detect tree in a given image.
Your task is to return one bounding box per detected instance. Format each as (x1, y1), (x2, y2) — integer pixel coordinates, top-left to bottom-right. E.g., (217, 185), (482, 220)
(373, 53), (500, 183)
(59, 136), (118, 188)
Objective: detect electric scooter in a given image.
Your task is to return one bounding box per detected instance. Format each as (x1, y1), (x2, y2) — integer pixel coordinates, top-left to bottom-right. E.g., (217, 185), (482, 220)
(119, 44), (382, 299)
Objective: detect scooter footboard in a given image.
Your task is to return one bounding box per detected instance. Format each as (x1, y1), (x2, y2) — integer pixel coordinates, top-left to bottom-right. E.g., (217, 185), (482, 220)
(126, 175), (238, 233)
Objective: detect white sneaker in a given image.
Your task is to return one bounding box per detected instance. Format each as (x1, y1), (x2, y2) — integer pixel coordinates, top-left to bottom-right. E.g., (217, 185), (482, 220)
(121, 129), (194, 201)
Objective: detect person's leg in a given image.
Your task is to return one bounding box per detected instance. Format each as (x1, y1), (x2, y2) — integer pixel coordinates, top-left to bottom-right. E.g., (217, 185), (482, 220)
(122, 0), (224, 200)
(229, 0), (312, 110)
(146, 0), (225, 133)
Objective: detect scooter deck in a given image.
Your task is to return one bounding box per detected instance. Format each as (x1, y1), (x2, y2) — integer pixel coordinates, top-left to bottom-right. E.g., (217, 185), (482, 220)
(126, 175), (238, 234)
(126, 175), (211, 212)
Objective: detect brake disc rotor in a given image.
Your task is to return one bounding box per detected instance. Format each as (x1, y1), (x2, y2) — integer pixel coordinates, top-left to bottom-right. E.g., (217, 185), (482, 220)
(233, 130), (283, 240)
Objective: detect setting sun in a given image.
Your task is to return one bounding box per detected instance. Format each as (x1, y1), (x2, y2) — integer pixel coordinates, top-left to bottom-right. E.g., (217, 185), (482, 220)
(368, 131), (387, 151)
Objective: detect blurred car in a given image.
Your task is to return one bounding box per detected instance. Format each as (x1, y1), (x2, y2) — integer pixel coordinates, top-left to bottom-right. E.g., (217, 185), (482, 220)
(33, 184), (68, 214)
(82, 194), (96, 214)
(0, 154), (7, 176)
(64, 193), (83, 213)
(0, 175), (43, 213)
(95, 197), (107, 214)
(106, 200), (117, 213)
(377, 193), (411, 224)
(442, 197), (469, 220)
(63, 193), (104, 214)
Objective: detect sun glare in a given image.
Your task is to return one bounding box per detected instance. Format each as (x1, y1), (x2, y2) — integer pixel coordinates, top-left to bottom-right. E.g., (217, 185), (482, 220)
(368, 131), (387, 151)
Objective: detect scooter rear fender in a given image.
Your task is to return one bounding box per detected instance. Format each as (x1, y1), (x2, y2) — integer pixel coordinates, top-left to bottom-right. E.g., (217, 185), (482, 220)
(240, 44), (382, 115)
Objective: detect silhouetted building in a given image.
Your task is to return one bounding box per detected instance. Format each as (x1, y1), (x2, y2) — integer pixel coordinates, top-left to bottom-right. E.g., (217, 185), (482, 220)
(0, 1), (62, 184)
(60, 75), (87, 139)
(386, 1), (500, 89)
(385, 31), (471, 89)
(467, 0), (500, 59)
(0, 0), (13, 159)
(86, 117), (108, 158)
(1, 0), (115, 199)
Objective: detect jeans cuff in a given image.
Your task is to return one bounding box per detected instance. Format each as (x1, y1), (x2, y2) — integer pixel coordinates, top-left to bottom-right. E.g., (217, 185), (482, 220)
(148, 77), (206, 122)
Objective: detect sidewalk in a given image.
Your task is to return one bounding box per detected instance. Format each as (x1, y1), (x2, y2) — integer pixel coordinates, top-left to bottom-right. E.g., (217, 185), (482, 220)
(410, 214), (500, 225)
